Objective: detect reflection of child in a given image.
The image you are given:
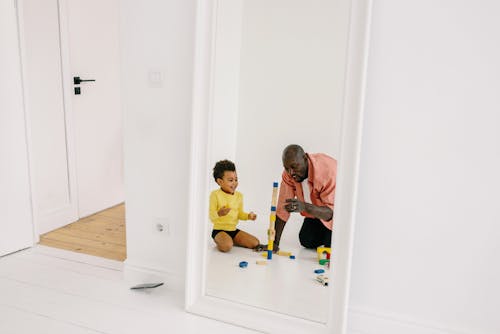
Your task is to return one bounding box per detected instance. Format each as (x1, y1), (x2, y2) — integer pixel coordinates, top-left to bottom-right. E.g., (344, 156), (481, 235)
(209, 160), (260, 252)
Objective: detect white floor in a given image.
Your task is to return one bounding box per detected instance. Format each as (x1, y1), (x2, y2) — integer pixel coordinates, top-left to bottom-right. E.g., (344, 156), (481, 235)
(0, 245), (259, 334)
(205, 240), (331, 323)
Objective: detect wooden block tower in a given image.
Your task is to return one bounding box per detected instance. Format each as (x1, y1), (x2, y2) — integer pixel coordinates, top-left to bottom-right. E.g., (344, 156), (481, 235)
(267, 182), (279, 259)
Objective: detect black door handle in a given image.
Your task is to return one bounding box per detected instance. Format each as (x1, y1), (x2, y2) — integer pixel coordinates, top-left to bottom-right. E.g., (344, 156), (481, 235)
(73, 76), (96, 85)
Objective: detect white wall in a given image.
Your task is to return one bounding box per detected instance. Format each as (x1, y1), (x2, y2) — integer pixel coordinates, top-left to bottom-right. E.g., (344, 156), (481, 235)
(0, 0), (34, 256)
(236, 0), (343, 162)
(120, 0), (195, 278)
(209, 0), (243, 163)
(348, 1), (500, 333)
(236, 0), (344, 185)
(120, 1), (500, 332)
(214, 0), (348, 242)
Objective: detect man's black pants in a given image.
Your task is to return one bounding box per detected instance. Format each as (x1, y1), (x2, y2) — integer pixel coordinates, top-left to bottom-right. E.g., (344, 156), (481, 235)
(299, 217), (331, 249)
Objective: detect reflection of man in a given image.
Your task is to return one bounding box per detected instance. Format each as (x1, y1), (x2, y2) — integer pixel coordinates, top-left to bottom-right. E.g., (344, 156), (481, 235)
(273, 144), (336, 250)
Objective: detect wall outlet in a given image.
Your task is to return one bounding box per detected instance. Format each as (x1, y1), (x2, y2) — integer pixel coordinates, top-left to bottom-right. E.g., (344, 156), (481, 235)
(153, 217), (170, 236)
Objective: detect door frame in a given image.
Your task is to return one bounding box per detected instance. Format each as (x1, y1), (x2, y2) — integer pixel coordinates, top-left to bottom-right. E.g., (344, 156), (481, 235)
(16, 0), (79, 238)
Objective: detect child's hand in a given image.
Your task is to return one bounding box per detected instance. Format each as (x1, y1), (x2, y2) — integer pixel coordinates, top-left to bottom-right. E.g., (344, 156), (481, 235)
(218, 206), (231, 217)
(248, 212), (257, 220)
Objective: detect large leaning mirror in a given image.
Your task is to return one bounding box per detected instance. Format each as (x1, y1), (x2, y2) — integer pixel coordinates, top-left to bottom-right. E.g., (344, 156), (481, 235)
(186, 0), (372, 333)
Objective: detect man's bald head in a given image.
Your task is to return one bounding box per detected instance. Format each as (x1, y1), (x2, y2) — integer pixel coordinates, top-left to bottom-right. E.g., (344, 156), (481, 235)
(282, 144), (305, 163)
(282, 144), (308, 182)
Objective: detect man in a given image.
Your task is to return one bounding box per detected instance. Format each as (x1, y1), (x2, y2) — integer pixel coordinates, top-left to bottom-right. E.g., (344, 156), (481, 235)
(273, 144), (336, 250)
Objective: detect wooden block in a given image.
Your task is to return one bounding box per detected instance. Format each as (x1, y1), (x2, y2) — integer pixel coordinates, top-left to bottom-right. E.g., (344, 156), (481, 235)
(277, 250), (292, 257)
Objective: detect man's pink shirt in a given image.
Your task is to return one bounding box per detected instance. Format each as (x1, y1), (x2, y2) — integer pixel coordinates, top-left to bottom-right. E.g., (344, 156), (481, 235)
(276, 153), (337, 230)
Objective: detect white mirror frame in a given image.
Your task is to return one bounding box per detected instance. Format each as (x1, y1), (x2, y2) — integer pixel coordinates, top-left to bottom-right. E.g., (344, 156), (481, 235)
(185, 0), (372, 333)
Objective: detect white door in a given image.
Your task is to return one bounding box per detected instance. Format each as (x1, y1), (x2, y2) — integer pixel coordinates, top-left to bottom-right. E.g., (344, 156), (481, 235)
(20, 0), (79, 234)
(0, 0), (34, 256)
(64, 0), (124, 218)
(20, 0), (124, 234)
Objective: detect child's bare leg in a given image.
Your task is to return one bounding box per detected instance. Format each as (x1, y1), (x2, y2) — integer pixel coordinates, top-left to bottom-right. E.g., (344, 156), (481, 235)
(214, 232), (233, 252)
(233, 230), (259, 249)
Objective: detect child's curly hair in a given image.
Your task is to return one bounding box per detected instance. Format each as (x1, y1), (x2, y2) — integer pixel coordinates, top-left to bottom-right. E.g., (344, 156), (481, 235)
(213, 159), (236, 181)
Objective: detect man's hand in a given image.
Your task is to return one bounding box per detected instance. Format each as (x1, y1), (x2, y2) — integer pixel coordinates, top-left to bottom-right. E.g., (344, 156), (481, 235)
(253, 243), (280, 253)
(217, 206), (231, 217)
(253, 244), (266, 252)
(248, 212), (257, 220)
(285, 198), (305, 213)
(272, 243), (280, 253)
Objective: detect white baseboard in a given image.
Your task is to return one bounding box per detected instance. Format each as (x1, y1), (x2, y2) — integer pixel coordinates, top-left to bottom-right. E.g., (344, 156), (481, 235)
(124, 259), (184, 292)
(31, 246), (184, 292)
(348, 307), (483, 334)
(32, 245), (123, 270)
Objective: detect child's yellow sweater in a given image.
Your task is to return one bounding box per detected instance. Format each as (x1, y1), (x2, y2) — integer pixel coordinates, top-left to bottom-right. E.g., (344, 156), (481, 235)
(209, 189), (249, 231)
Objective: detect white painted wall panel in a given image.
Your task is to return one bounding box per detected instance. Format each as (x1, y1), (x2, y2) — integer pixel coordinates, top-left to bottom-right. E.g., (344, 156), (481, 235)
(0, 0), (33, 256)
(210, 0), (243, 164)
(120, 0), (195, 274)
(349, 1), (500, 333)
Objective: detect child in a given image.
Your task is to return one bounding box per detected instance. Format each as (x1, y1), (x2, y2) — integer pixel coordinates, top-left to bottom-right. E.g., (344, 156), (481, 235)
(209, 160), (260, 252)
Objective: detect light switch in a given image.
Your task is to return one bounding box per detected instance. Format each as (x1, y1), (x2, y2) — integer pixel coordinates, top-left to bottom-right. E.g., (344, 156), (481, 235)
(148, 70), (164, 87)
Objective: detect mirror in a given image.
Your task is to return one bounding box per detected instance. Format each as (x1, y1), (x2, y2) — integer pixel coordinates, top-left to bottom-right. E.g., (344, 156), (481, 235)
(207, 0), (346, 324)
(186, 0), (372, 333)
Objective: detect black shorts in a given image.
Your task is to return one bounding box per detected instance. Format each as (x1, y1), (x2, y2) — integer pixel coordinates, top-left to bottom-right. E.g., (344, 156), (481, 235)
(212, 229), (240, 239)
(299, 218), (332, 249)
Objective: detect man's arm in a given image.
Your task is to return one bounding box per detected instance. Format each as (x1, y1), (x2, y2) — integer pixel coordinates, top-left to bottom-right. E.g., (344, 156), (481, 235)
(284, 198), (333, 221)
(272, 172), (296, 251)
(306, 203), (333, 221)
(273, 216), (287, 252)
(257, 216), (285, 253)
(271, 201), (332, 252)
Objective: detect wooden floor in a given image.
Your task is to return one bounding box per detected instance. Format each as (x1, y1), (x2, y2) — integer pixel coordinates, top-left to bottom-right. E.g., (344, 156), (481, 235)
(39, 204), (126, 261)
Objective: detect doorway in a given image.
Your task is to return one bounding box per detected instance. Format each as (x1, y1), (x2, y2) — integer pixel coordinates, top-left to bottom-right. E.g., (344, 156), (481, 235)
(18, 0), (125, 260)
(39, 203), (126, 261)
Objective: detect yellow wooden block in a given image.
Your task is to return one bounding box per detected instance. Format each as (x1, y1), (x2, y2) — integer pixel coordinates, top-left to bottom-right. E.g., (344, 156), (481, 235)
(317, 246), (331, 261)
(262, 250), (292, 257)
(277, 250), (292, 257)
